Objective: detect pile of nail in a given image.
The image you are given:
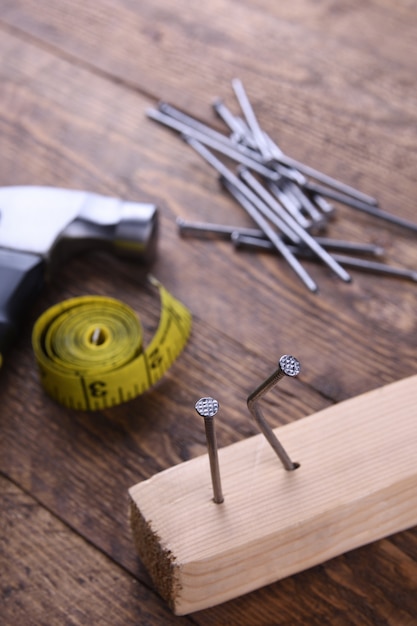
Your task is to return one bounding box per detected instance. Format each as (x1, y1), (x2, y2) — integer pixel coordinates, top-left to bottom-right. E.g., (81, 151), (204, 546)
(147, 79), (417, 293)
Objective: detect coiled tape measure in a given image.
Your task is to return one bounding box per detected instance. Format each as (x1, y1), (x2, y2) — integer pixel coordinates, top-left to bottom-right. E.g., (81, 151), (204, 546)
(32, 276), (192, 410)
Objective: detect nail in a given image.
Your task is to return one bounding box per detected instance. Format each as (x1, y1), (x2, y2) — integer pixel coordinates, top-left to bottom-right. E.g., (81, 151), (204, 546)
(231, 78), (273, 160)
(285, 182), (327, 227)
(195, 397), (224, 504)
(238, 167), (352, 283)
(213, 99), (304, 186)
(231, 228), (382, 256)
(233, 233), (369, 257)
(267, 181), (314, 230)
(151, 95), (378, 207)
(226, 93), (307, 188)
(158, 101), (231, 148)
(233, 236), (414, 281)
(149, 106), (303, 185)
(278, 155), (379, 207)
(310, 238), (385, 257)
(221, 176), (301, 245)
(227, 81), (377, 206)
(324, 256), (417, 282)
(247, 355), (301, 471)
(312, 194), (336, 219)
(212, 98), (246, 138)
(221, 178), (319, 293)
(306, 182), (417, 234)
(181, 137), (320, 292)
(182, 135), (299, 244)
(160, 101), (261, 161)
(147, 108), (279, 180)
(262, 136), (309, 187)
(176, 217), (264, 240)
(233, 233), (286, 252)
(177, 217), (384, 258)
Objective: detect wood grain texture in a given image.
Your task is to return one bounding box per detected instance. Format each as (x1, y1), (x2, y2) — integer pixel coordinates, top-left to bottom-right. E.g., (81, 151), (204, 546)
(0, 0), (416, 624)
(0, 22), (415, 401)
(0, 475), (191, 625)
(1, 0), (415, 201)
(129, 375), (417, 614)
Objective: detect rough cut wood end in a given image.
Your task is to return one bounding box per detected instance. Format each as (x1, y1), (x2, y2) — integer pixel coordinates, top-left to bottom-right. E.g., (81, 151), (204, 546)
(129, 375), (417, 615)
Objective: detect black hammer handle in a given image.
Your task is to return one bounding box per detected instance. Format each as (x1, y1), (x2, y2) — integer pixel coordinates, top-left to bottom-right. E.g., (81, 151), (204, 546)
(0, 249), (44, 364)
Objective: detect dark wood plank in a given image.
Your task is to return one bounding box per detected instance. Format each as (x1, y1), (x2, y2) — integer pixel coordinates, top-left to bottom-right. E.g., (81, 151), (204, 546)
(0, 0), (416, 624)
(0, 254), (328, 573)
(0, 475), (194, 626)
(0, 25), (415, 402)
(1, 0), (415, 209)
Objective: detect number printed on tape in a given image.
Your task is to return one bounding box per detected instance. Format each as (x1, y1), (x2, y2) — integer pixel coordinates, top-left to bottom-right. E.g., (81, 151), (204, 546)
(32, 278), (192, 410)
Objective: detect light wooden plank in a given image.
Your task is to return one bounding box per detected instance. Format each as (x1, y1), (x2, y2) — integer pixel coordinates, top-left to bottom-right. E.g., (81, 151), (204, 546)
(129, 374), (417, 615)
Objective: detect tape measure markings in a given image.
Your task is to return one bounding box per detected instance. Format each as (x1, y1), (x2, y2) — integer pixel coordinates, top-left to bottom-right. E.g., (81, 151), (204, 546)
(32, 278), (192, 410)
(80, 377), (92, 411)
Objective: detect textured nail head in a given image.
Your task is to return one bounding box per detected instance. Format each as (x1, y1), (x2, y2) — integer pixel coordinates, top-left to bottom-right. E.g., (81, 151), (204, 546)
(279, 355), (301, 377)
(195, 396), (219, 418)
(195, 396), (223, 504)
(247, 355), (301, 471)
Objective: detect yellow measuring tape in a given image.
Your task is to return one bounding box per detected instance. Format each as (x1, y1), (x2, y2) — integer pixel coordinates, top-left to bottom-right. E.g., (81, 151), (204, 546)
(32, 276), (192, 410)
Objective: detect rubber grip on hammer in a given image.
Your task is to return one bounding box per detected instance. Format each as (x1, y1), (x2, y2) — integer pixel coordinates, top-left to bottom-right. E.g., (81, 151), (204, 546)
(0, 249), (44, 358)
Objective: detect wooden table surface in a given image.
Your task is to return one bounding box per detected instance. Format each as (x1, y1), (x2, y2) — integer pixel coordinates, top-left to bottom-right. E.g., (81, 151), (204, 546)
(1, 1), (416, 624)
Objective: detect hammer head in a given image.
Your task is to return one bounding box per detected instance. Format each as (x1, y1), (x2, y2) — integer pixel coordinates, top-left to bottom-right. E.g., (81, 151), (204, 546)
(0, 186), (159, 359)
(0, 186), (158, 268)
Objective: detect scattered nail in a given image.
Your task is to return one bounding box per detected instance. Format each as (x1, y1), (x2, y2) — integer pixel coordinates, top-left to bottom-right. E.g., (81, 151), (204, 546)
(147, 80), (416, 292)
(238, 167), (352, 283)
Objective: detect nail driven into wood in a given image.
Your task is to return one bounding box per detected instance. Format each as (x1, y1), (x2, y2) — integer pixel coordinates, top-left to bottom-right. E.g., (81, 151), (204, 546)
(195, 397), (224, 504)
(129, 375), (417, 615)
(247, 355), (301, 471)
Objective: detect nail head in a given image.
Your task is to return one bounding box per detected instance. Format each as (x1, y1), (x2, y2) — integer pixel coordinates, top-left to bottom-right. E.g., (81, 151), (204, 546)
(279, 355), (301, 377)
(195, 397), (219, 418)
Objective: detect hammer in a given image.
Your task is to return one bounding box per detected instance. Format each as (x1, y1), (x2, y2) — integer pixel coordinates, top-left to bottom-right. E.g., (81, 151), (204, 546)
(0, 185), (158, 363)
